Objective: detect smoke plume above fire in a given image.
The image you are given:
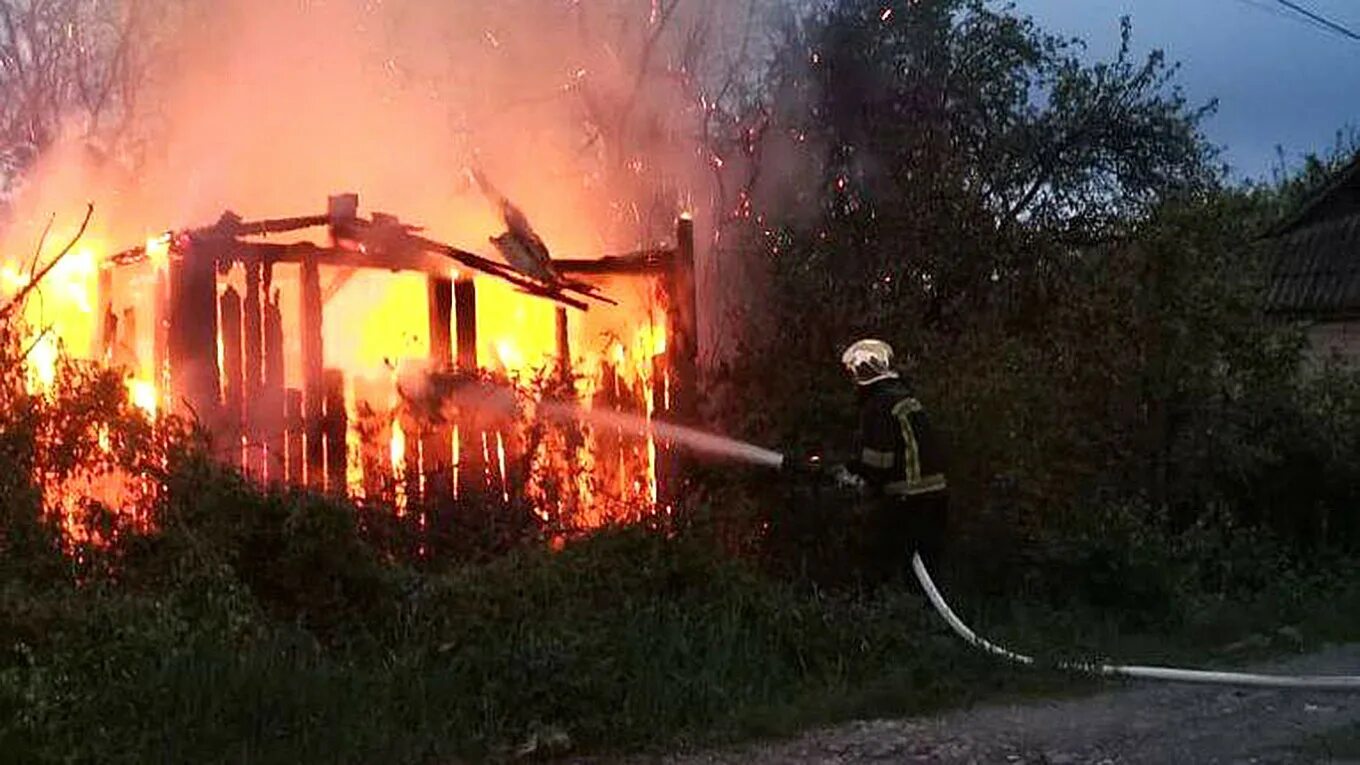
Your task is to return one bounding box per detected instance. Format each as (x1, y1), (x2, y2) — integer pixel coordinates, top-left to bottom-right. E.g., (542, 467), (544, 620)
(1, 0), (776, 378)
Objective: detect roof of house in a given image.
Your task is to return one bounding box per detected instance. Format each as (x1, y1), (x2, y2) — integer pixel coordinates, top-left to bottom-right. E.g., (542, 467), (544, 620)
(1264, 152), (1360, 318)
(1265, 212), (1360, 318)
(1269, 152), (1360, 237)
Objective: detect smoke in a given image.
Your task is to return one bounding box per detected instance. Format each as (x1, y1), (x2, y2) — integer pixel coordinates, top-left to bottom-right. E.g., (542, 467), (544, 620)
(0, 0), (791, 379)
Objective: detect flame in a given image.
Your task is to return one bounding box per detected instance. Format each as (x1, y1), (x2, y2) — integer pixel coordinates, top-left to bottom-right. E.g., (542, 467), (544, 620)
(391, 418), (407, 516)
(3, 207), (679, 542)
(0, 0), (725, 547)
(496, 431), (509, 504)
(452, 424), (461, 499)
(126, 378), (158, 416)
(145, 234), (171, 270)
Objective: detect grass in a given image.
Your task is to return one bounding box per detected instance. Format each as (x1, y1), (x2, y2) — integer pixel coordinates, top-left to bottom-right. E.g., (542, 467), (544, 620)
(4, 518), (1359, 765)
(2, 462), (1360, 764)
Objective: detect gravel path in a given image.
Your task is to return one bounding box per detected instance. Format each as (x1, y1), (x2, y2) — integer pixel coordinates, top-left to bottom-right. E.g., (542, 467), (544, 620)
(605, 644), (1360, 764)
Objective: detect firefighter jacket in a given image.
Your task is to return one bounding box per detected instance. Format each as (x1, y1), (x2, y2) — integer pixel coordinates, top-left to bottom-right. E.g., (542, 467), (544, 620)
(846, 377), (948, 497)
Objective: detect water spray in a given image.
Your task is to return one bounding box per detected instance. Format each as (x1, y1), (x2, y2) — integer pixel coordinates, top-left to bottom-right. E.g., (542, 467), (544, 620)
(404, 371), (1360, 689)
(534, 400), (787, 468)
(398, 368), (792, 470)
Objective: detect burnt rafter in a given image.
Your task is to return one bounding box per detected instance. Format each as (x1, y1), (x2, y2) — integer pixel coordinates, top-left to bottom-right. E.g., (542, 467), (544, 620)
(102, 197), (659, 312)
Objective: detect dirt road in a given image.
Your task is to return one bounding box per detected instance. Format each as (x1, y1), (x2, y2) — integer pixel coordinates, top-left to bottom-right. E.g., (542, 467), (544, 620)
(612, 644), (1360, 764)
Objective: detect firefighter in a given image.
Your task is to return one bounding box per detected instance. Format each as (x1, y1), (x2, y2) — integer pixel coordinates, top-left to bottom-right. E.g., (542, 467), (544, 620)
(831, 338), (949, 587)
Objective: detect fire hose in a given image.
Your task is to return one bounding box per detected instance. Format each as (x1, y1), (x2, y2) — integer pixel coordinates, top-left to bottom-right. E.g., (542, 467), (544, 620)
(781, 455), (1360, 691)
(910, 550), (1360, 691)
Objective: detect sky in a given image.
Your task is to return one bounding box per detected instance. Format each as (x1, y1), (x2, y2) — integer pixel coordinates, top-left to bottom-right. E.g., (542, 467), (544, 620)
(1018, 0), (1360, 182)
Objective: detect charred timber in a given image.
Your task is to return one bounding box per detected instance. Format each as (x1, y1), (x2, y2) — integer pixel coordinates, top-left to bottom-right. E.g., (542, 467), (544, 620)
(554, 249), (675, 275)
(454, 276), (477, 372)
(666, 217), (698, 425)
(323, 370), (348, 494)
(219, 287), (244, 468)
(285, 390), (304, 485)
(169, 237), (222, 426)
(243, 259), (264, 476)
(300, 257), (325, 489)
(263, 289), (287, 482)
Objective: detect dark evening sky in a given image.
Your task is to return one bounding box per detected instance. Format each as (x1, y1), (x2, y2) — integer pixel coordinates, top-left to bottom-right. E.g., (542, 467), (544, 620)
(1019, 0), (1360, 181)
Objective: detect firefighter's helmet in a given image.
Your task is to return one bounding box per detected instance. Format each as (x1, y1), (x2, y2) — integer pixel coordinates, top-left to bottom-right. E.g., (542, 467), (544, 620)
(841, 339), (898, 386)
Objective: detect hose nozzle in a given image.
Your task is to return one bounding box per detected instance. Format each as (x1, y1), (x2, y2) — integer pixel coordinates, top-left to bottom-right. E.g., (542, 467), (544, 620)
(780, 452), (825, 475)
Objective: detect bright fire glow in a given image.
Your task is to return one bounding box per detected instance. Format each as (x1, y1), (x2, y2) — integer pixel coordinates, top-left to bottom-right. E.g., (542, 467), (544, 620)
(391, 418), (408, 516)
(0, 0), (709, 547)
(126, 378), (158, 416)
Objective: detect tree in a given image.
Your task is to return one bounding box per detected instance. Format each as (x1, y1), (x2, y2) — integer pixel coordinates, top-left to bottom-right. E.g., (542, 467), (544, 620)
(0, 0), (159, 200)
(742, 0), (1218, 340)
(707, 0), (1300, 549)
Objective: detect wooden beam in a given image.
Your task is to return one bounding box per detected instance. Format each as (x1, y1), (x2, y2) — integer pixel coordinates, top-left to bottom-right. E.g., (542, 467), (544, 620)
(323, 369), (348, 494)
(454, 276), (478, 371)
(114, 307), (137, 372)
(300, 256), (325, 489)
(556, 307), (572, 386)
(219, 286), (244, 469)
(593, 362), (623, 498)
(428, 277), (454, 367)
(651, 351), (674, 510)
(169, 237), (222, 427)
(285, 389), (304, 484)
(666, 216), (698, 424)
(425, 277), (455, 498)
(657, 216), (698, 508)
(213, 213), (330, 239)
(96, 267), (114, 363)
(353, 375), (393, 502)
(263, 287), (286, 483)
(454, 278), (484, 495)
(554, 249), (675, 275)
(153, 267), (169, 395)
(243, 259), (264, 477)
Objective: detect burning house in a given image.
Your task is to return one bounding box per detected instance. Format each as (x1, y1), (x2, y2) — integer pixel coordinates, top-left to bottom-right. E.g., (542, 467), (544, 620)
(90, 192), (698, 528)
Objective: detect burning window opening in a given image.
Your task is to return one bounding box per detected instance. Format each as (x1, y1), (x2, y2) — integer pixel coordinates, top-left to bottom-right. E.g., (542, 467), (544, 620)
(72, 193), (698, 537)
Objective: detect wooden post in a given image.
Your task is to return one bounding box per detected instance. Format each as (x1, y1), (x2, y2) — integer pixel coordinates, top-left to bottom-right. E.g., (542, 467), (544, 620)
(219, 286), (244, 469)
(555, 307), (572, 387)
(263, 287), (287, 482)
(96, 267), (115, 363)
(425, 277), (454, 498)
(153, 266), (169, 394)
(114, 308), (137, 372)
(243, 259), (265, 477)
(323, 369), (348, 494)
(651, 351), (674, 509)
(658, 215), (698, 507)
(168, 237), (222, 429)
(300, 257), (325, 489)
(404, 410), (423, 509)
(593, 362), (623, 499)
(454, 276), (477, 371)
(428, 277), (454, 368)
(667, 215), (698, 424)
(353, 375), (394, 501)
(285, 389), (304, 484)
(454, 276), (483, 494)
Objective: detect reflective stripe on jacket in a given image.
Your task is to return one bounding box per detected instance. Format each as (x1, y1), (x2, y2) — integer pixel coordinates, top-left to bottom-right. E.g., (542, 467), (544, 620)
(848, 377), (948, 497)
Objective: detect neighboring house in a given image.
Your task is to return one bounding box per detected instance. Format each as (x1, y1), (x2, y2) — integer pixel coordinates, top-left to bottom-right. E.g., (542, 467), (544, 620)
(1264, 154), (1360, 361)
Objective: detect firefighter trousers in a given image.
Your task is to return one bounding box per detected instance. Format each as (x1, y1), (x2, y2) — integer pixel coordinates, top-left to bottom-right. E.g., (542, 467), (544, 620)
(865, 490), (948, 590)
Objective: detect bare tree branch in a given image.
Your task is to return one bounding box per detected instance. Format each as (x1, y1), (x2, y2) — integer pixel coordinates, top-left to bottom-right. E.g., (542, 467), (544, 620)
(0, 202), (94, 321)
(25, 210), (54, 275)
